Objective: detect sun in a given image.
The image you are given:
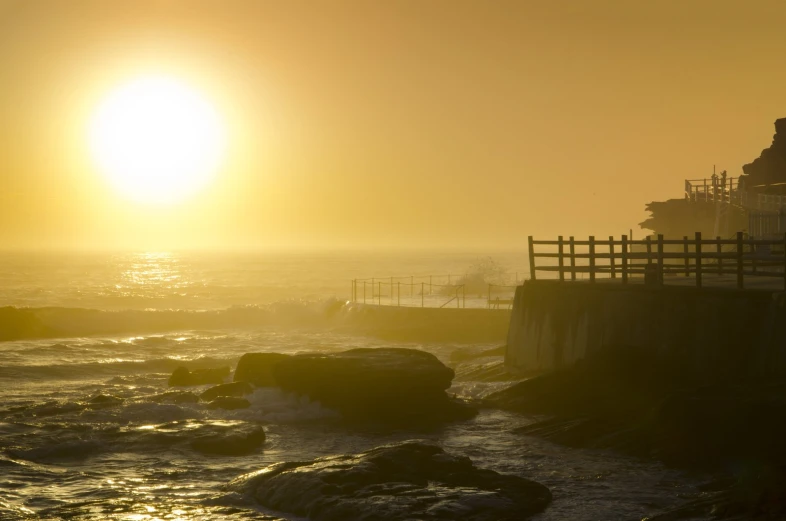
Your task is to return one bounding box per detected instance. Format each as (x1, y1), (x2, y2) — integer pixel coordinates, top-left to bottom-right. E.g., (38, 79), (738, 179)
(89, 76), (226, 204)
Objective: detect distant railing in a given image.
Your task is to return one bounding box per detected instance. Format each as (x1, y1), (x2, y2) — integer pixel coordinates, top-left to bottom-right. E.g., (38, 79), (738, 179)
(349, 275), (522, 309)
(351, 279), (467, 308)
(527, 233), (786, 290)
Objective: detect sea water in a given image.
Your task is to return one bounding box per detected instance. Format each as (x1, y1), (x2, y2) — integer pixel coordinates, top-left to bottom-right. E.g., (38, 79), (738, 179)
(0, 251), (709, 520)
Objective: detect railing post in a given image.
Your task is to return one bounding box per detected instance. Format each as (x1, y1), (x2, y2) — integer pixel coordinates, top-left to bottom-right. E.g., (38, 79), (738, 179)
(390, 277), (394, 304)
(683, 236), (689, 277)
(646, 236), (652, 265)
(487, 284), (491, 309)
(528, 236), (537, 281)
(695, 232), (702, 288)
(609, 235), (616, 279)
(558, 235), (564, 282)
(589, 236), (596, 283)
(716, 236), (723, 276)
(737, 231), (744, 289)
(621, 235), (628, 284)
(657, 234), (664, 284)
(569, 236), (576, 281)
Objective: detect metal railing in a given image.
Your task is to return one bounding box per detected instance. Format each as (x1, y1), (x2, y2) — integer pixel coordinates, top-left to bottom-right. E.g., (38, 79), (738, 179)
(528, 233), (786, 290)
(351, 279), (467, 308)
(349, 275), (522, 309)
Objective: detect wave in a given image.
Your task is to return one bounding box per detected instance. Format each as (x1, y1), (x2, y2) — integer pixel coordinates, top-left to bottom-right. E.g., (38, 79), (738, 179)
(0, 298), (509, 344)
(0, 355), (237, 381)
(0, 299), (345, 342)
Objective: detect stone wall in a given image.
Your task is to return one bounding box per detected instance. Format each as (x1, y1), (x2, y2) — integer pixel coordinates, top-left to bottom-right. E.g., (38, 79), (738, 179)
(505, 281), (786, 382)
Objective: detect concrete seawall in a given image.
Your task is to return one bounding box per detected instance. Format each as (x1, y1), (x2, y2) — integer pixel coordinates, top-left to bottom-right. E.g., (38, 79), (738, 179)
(505, 281), (786, 382)
(342, 304), (511, 344)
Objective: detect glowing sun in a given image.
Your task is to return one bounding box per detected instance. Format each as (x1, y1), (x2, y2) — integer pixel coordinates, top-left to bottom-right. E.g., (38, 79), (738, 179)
(89, 76), (226, 204)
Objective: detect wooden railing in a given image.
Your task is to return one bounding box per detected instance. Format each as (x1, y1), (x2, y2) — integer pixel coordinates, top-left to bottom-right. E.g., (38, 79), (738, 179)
(527, 232), (786, 290)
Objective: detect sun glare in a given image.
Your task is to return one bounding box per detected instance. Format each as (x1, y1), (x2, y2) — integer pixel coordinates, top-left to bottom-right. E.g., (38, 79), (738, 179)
(89, 76), (226, 204)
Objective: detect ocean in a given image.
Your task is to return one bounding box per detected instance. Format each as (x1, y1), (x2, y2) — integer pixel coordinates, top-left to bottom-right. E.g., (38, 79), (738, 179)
(0, 251), (707, 520)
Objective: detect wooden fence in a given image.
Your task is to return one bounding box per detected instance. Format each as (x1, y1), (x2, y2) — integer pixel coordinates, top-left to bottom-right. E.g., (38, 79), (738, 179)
(528, 232), (786, 290)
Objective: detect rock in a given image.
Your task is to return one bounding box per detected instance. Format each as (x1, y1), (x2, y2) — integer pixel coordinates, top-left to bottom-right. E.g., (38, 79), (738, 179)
(148, 390), (200, 404)
(233, 353), (291, 386)
(740, 117), (786, 188)
(227, 441), (551, 520)
(200, 381), (254, 402)
(190, 424), (266, 456)
(206, 397), (251, 410)
(168, 366), (230, 387)
(271, 348), (474, 423)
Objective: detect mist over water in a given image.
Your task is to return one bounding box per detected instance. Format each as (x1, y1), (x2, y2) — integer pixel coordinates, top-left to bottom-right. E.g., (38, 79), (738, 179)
(0, 251), (709, 520)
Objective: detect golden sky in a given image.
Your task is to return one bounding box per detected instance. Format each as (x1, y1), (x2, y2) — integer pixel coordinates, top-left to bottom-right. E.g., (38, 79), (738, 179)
(1, 0), (785, 250)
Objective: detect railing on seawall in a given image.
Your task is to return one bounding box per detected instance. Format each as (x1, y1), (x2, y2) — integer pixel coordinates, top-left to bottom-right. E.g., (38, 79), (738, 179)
(351, 278), (467, 308)
(349, 275), (521, 309)
(527, 233), (786, 290)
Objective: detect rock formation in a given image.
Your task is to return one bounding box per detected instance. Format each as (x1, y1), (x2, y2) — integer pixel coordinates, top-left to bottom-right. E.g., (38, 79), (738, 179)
(226, 441), (551, 520)
(232, 352), (291, 386)
(271, 348), (475, 423)
(168, 366), (230, 387)
(740, 117), (786, 189)
(199, 381), (253, 401)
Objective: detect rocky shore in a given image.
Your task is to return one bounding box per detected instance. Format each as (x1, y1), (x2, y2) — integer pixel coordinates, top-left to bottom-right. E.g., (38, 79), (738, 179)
(224, 441), (552, 521)
(485, 349), (786, 520)
(166, 346), (551, 519)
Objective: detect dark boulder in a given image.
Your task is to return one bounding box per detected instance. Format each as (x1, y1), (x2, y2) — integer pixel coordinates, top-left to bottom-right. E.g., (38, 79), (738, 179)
(233, 353), (291, 386)
(226, 441), (551, 520)
(190, 424), (266, 456)
(206, 397), (251, 410)
(271, 348), (473, 423)
(147, 390), (200, 404)
(200, 381), (254, 402)
(168, 366), (230, 387)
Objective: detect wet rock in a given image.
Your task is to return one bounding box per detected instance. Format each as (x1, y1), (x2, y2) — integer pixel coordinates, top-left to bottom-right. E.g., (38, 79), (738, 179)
(168, 366), (230, 387)
(206, 397), (250, 410)
(271, 347), (474, 423)
(200, 381), (254, 402)
(233, 353), (291, 386)
(148, 390), (200, 404)
(190, 424), (266, 456)
(227, 441), (551, 520)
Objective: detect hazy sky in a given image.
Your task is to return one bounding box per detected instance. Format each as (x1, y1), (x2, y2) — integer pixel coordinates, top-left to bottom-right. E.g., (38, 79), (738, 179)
(1, 0), (786, 250)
